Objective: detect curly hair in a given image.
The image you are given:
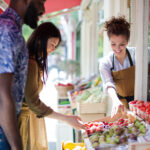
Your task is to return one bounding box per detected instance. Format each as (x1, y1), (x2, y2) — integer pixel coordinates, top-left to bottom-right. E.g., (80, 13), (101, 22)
(104, 16), (130, 41)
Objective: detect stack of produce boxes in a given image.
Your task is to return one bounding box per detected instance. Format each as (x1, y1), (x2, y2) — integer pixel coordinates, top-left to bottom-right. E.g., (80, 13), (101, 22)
(129, 100), (150, 124)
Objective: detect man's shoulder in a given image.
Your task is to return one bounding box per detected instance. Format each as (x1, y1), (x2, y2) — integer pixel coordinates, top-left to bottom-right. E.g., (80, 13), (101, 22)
(0, 17), (17, 34)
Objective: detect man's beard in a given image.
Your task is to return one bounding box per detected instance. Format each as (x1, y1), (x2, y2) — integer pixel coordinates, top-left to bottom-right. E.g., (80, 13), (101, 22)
(24, 2), (38, 29)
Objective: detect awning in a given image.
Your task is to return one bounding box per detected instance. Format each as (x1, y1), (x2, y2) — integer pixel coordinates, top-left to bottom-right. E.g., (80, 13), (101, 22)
(45, 0), (81, 14)
(1, 0), (82, 14)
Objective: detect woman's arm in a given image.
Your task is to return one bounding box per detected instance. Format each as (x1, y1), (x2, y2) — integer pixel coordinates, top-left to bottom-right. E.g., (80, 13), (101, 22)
(24, 60), (53, 117)
(25, 60), (86, 130)
(107, 87), (125, 117)
(99, 59), (124, 117)
(47, 111), (86, 130)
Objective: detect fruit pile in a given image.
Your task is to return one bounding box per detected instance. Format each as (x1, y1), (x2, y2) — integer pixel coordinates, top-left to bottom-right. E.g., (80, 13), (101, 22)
(129, 100), (150, 123)
(62, 141), (86, 150)
(56, 82), (74, 87)
(84, 119), (146, 148)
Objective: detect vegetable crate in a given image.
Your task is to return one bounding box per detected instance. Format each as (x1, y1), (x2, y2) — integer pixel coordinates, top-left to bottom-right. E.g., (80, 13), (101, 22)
(129, 142), (150, 150)
(77, 100), (107, 122)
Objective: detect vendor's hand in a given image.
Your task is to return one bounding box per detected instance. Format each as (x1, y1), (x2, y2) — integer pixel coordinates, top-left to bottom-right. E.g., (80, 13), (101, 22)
(111, 101), (125, 118)
(65, 115), (86, 130)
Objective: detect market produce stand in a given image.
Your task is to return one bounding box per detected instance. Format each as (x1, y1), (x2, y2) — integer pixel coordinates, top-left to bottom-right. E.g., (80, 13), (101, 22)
(67, 76), (107, 142)
(82, 100), (150, 150)
(68, 76), (107, 122)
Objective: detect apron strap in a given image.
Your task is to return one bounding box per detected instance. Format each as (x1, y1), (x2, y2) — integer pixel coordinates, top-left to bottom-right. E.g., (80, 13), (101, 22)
(111, 48), (133, 71)
(126, 48), (133, 66)
(111, 54), (115, 71)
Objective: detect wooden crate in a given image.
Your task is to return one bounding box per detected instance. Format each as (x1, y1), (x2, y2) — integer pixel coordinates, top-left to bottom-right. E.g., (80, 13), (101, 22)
(129, 142), (150, 150)
(80, 113), (106, 122)
(77, 100), (107, 114)
(77, 100), (107, 122)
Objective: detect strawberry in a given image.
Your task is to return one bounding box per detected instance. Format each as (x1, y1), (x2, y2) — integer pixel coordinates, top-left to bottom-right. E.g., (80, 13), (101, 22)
(109, 122), (114, 126)
(129, 100), (138, 104)
(145, 102), (150, 108)
(103, 122), (108, 125)
(118, 118), (124, 123)
(96, 126), (102, 132)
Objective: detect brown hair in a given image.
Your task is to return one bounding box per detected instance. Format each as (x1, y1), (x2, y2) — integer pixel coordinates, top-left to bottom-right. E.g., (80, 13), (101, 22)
(27, 22), (61, 83)
(104, 16), (130, 41)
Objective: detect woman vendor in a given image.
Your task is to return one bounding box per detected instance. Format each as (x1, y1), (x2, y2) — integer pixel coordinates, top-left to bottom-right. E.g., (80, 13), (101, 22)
(99, 16), (135, 117)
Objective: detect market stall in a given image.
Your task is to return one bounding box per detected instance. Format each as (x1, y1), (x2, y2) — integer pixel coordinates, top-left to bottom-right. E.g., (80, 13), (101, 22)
(0, 0), (149, 150)
(83, 100), (150, 150)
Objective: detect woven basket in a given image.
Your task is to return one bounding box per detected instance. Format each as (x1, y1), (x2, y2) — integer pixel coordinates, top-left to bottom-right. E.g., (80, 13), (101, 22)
(55, 85), (74, 98)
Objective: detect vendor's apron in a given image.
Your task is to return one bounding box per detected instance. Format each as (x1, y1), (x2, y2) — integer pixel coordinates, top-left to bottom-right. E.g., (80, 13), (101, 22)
(111, 49), (135, 108)
(18, 103), (48, 150)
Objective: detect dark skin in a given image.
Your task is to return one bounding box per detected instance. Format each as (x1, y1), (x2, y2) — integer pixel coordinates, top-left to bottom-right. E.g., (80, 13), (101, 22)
(0, 0), (46, 149)
(0, 74), (22, 150)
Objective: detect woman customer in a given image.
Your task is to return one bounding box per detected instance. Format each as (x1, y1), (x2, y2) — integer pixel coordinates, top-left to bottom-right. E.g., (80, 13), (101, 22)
(99, 16), (135, 117)
(18, 22), (85, 150)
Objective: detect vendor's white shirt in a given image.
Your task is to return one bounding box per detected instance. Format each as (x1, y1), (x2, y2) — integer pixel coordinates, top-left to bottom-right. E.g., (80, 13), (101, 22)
(99, 47), (135, 92)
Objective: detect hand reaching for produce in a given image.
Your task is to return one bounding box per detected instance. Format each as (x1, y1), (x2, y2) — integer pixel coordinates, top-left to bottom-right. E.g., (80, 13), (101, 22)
(48, 111), (86, 130)
(64, 115), (87, 130)
(111, 101), (125, 118)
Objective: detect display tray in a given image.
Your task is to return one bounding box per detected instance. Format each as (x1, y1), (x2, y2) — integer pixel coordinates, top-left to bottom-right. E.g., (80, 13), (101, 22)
(82, 112), (150, 150)
(84, 138), (150, 150)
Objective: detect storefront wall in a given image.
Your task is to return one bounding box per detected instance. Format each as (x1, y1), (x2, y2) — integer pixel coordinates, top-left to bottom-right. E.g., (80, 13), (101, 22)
(80, 0), (100, 78)
(134, 0), (149, 101)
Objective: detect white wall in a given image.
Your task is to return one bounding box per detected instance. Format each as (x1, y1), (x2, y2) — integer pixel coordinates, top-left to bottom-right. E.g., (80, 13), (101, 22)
(134, 0), (149, 101)
(80, 0), (100, 78)
(103, 0), (129, 56)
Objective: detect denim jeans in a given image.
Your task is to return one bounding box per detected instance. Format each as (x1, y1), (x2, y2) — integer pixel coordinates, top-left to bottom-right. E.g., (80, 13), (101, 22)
(0, 132), (11, 150)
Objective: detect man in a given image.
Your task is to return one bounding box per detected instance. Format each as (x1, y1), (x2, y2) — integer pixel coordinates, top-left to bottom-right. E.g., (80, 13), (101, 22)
(0, 0), (45, 150)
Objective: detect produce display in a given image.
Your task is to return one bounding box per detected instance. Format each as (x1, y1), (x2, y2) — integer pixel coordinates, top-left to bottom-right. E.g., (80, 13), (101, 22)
(55, 82), (74, 98)
(74, 87), (107, 104)
(56, 82), (74, 87)
(129, 100), (150, 124)
(67, 76), (104, 109)
(62, 141), (86, 150)
(84, 117), (150, 149)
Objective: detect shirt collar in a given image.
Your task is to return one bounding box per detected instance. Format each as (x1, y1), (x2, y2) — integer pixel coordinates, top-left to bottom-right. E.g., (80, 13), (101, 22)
(3, 7), (22, 31)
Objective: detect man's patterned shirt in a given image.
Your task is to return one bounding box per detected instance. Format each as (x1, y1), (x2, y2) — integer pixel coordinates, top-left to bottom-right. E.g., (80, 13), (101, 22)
(0, 8), (28, 133)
